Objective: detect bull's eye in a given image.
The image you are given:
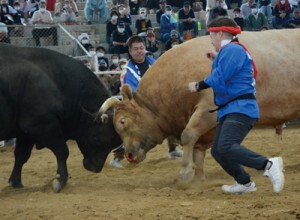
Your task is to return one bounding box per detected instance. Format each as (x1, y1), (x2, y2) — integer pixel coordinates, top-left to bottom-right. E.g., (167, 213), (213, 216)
(120, 118), (125, 125)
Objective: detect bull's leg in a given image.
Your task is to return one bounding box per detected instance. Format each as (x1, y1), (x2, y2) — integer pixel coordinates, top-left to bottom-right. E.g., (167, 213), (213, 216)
(8, 136), (34, 188)
(180, 100), (217, 181)
(47, 140), (69, 193)
(193, 148), (206, 181)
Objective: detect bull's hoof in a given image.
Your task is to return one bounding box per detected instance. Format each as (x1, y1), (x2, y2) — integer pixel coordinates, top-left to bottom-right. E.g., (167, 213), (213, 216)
(8, 181), (24, 188)
(180, 167), (195, 181)
(52, 179), (67, 193)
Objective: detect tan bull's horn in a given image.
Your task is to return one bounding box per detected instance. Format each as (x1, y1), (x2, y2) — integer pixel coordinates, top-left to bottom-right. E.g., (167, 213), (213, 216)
(99, 97), (120, 114)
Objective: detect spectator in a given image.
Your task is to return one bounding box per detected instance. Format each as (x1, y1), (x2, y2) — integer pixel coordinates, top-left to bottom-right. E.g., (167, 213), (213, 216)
(225, 0), (242, 9)
(0, 22), (9, 43)
(54, 0), (79, 17)
(258, 0), (272, 23)
(96, 46), (109, 71)
(84, 0), (110, 24)
(146, 0), (159, 13)
(111, 21), (130, 55)
(165, 29), (182, 50)
(272, 0), (292, 29)
(160, 5), (178, 43)
(12, 1), (24, 24)
(135, 7), (152, 35)
(246, 3), (268, 31)
(178, 1), (198, 39)
(145, 28), (159, 57)
(206, 0), (227, 25)
(109, 54), (120, 70)
(31, 0), (58, 47)
(118, 4), (132, 36)
(16, 0), (30, 24)
(28, 0), (39, 18)
(289, 0), (299, 12)
(106, 10), (119, 53)
(211, 0), (228, 20)
(78, 32), (93, 52)
(156, 0), (166, 24)
(240, 0), (255, 19)
(286, 8), (300, 28)
(129, 0), (140, 15)
(60, 0), (77, 24)
(0, 0), (17, 25)
(112, 0), (129, 8)
(233, 7), (244, 30)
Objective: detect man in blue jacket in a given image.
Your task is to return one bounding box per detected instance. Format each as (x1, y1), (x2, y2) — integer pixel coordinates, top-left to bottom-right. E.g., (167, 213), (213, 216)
(188, 17), (284, 194)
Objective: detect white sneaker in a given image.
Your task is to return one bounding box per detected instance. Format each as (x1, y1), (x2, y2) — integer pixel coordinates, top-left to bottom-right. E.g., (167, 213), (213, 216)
(222, 181), (257, 194)
(168, 147), (183, 160)
(263, 157), (284, 193)
(109, 158), (124, 169)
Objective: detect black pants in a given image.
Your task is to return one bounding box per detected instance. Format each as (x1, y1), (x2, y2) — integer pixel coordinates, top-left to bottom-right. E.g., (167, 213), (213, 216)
(32, 27), (58, 46)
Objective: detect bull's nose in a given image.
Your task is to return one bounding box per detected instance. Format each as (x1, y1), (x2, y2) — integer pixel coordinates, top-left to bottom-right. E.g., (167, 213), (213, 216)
(125, 152), (138, 163)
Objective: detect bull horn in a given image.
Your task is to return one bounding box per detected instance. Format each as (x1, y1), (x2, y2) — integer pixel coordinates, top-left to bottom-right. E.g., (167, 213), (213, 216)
(95, 97), (120, 123)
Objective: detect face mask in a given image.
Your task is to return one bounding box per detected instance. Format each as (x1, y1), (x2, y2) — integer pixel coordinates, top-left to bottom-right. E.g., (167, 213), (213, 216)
(89, 51), (96, 56)
(112, 59), (119, 64)
(111, 15), (118, 21)
(99, 66), (106, 71)
(140, 14), (146, 19)
(14, 6), (20, 10)
(280, 0), (285, 4)
(81, 39), (89, 44)
(121, 64), (126, 69)
(233, 13), (240, 17)
(251, 8), (258, 14)
(39, 8), (46, 13)
(166, 10), (172, 15)
(118, 28), (125, 33)
(172, 44), (178, 48)
(97, 52), (104, 57)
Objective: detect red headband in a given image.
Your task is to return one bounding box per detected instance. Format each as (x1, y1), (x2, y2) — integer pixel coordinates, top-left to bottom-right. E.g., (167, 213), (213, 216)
(208, 26), (241, 35)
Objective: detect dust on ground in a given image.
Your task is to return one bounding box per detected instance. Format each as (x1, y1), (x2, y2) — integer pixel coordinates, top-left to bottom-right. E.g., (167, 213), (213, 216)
(0, 127), (300, 220)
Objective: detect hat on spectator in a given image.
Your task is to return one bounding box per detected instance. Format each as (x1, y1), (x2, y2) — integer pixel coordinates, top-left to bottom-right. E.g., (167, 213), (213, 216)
(159, 0), (166, 3)
(250, 3), (257, 8)
(170, 29), (178, 37)
(165, 5), (172, 11)
(39, 0), (46, 4)
(96, 46), (106, 52)
(183, 1), (191, 7)
(78, 33), (90, 41)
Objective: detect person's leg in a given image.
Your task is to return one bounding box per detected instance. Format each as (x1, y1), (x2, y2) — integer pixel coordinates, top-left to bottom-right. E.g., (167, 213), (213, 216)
(50, 27), (58, 45)
(32, 29), (41, 46)
(211, 113), (268, 185)
(178, 22), (184, 36)
(192, 21), (199, 37)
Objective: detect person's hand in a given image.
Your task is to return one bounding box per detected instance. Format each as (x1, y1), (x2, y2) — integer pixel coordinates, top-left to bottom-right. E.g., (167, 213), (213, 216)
(188, 82), (198, 92)
(206, 50), (216, 61)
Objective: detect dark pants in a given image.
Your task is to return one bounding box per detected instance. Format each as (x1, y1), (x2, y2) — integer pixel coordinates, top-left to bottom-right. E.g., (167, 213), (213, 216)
(113, 45), (128, 55)
(32, 27), (58, 46)
(211, 113), (268, 185)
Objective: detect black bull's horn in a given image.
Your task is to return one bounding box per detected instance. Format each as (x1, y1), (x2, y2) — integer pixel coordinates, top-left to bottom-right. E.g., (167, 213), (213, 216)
(96, 97), (120, 124)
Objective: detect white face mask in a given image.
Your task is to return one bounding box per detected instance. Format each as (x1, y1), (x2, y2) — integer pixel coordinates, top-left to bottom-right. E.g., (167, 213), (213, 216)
(166, 10), (172, 15)
(81, 39), (89, 44)
(89, 51), (96, 56)
(118, 28), (125, 33)
(97, 52), (104, 57)
(14, 6), (20, 10)
(39, 8), (46, 13)
(280, 0), (285, 4)
(251, 8), (258, 14)
(121, 64), (126, 69)
(112, 59), (119, 64)
(111, 15), (118, 21)
(140, 14), (146, 19)
(172, 44), (179, 48)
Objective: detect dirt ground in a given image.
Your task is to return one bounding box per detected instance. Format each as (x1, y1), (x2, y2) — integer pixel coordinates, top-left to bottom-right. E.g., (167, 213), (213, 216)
(0, 126), (300, 220)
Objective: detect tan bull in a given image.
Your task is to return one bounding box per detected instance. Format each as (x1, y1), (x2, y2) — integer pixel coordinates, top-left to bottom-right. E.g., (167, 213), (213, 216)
(99, 29), (300, 181)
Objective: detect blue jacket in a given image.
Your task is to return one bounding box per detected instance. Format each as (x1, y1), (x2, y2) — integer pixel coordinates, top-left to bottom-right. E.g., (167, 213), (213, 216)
(160, 13), (178, 35)
(123, 56), (155, 93)
(204, 43), (259, 120)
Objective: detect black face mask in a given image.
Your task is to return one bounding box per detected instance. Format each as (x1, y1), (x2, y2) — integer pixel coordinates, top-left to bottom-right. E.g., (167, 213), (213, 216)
(99, 66), (106, 71)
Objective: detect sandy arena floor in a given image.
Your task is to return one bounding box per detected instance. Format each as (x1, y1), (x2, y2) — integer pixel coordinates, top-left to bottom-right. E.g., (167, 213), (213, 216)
(0, 126), (300, 220)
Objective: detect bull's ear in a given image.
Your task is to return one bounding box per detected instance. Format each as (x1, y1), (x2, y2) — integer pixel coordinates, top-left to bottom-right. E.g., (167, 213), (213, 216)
(121, 84), (132, 101)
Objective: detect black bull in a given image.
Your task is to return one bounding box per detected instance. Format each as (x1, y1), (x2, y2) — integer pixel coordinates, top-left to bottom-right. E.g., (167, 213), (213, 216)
(0, 44), (122, 192)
